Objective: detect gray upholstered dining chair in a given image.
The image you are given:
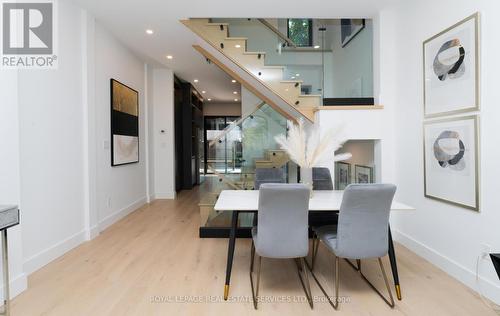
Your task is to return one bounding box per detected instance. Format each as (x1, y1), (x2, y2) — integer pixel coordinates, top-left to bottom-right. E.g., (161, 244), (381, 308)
(254, 168), (285, 189)
(309, 183), (397, 310)
(312, 167), (333, 190)
(250, 183), (313, 309)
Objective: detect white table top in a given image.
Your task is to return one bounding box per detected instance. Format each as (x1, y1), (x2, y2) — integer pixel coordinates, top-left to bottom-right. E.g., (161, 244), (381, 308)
(214, 190), (414, 212)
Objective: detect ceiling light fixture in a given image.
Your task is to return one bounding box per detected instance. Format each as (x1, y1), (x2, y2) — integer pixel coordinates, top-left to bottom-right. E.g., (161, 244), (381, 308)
(166, 55), (173, 59)
(314, 45), (320, 49)
(233, 91), (238, 95)
(295, 73), (300, 77)
(291, 76), (295, 79)
(146, 29), (154, 35)
(202, 91), (206, 94)
(194, 79), (199, 83)
(231, 79), (237, 83)
(235, 44), (241, 48)
(234, 98), (238, 102)
(207, 98), (212, 101)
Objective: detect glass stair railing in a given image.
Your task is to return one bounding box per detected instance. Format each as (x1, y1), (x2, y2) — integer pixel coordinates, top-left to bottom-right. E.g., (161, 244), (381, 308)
(182, 18), (333, 122)
(200, 101), (290, 229)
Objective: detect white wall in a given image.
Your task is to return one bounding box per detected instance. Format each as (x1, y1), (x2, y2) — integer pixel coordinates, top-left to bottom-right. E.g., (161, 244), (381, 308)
(151, 69), (176, 199)
(0, 70), (27, 298)
(382, 0), (500, 304)
(18, 0), (86, 274)
(12, 2), (167, 285)
(94, 23), (148, 230)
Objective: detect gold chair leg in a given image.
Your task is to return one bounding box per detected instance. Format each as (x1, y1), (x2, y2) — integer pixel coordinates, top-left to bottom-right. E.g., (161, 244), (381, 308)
(296, 257), (314, 309)
(310, 234), (320, 271)
(303, 254), (340, 310)
(358, 257), (395, 308)
(334, 256), (340, 310)
(249, 242), (262, 310)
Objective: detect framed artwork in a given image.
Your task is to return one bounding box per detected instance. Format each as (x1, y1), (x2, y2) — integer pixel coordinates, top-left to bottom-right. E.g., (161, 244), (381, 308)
(110, 79), (139, 166)
(423, 13), (480, 118)
(341, 19), (365, 48)
(423, 115), (479, 211)
(335, 162), (351, 190)
(354, 165), (373, 184)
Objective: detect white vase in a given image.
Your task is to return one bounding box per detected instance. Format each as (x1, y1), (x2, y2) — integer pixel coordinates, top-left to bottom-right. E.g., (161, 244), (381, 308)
(300, 167), (313, 198)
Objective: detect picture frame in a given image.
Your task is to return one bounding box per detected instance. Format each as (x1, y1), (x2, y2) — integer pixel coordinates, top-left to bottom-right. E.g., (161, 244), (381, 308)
(335, 162), (351, 190)
(423, 115), (480, 211)
(341, 19), (365, 48)
(110, 79), (139, 166)
(423, 13), (480, 118)
(354, 165), (373, 184)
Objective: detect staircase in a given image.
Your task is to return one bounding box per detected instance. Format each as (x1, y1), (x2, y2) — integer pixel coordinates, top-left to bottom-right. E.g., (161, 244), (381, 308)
(181, 18), (320, 122)
(255, 149), (289, 169)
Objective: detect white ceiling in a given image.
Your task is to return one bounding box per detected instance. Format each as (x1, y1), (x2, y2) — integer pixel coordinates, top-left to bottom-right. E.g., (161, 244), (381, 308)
(70, 0), (398, 103)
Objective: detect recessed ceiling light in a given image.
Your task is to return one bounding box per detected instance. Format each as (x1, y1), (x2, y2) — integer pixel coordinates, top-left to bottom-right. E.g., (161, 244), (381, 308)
(231, 79), (237, 83)
(234, 98), (238, 102)
(202, 91), (206, 94)
(235, 44), (241, 48)
(295, 73), (300, 77)
(166, 55), (173, 59)
(207, 98), (212, 101)
(146, 29), (154, 35)
(194, 79), (199, 83)
(285, 88), (289, 92)
(314, 45), (320, 49)
(291, 76), (295, 79)
(233, 91), (238, 94)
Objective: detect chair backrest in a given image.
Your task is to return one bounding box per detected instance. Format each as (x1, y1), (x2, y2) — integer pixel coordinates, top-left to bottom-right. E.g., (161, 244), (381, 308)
(335, 184), (396, 259)
(256, 183), (310, 258)
(313, 167), (333, 190)
(254, 168), (285, 189)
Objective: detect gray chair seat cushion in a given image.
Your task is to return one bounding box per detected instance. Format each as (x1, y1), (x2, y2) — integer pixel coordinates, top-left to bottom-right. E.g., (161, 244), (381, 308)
(313, 225), (338, 253)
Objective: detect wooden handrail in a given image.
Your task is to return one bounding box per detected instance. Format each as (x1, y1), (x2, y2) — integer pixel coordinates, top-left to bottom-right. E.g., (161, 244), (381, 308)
(257, 19), (297, 48)
(191, 45), (308, 122)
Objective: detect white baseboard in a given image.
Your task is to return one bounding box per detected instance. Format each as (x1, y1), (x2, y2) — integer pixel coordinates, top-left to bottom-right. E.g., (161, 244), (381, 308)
(24, 198), (147, 276)
(23, 230), (87, 275)
(155, 191), (176, 199)
(392, 229), (500, 304)
(98, 197), (147, 232)
(86, 225), (99, 241)
(148, 194), (155, 203)
(0, 272), (27, 300)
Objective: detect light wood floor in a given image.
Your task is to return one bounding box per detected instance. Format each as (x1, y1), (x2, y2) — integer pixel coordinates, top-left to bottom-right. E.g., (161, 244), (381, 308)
(12, 184), (496, 315)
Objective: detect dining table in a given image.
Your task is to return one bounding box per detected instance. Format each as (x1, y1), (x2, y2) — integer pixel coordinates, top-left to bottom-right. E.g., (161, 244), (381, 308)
(213, 189), (415, 301)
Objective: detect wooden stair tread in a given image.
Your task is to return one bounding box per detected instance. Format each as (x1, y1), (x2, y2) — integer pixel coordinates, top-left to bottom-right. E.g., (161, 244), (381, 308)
(262, 65), (285, 69)
(225, 37), (248, 41)
(206, 23), (229, 26)
(243, 51), (267, 55)
(299, 94), (322, 97)
(280, 80), (303, 83)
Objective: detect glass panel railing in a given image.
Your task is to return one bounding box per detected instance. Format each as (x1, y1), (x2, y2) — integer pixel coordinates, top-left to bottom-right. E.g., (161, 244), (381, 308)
(210, 18), (374, 102)
(200, 101), (289, 229)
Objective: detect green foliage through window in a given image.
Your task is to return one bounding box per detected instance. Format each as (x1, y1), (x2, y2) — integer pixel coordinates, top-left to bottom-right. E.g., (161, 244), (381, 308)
(287, 19), (312, 47)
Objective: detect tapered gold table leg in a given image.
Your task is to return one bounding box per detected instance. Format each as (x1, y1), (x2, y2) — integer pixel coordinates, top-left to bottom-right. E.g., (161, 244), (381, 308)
(395, 284), (402, 300)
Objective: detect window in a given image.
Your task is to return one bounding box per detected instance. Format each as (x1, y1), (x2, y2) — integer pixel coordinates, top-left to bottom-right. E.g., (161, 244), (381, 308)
(287, 19), (313, 47)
